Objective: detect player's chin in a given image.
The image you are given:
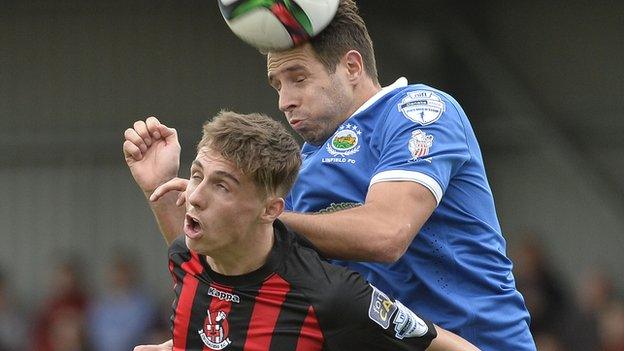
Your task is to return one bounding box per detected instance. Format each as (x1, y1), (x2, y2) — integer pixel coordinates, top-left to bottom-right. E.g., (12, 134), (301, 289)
(185, 235), (204, 254)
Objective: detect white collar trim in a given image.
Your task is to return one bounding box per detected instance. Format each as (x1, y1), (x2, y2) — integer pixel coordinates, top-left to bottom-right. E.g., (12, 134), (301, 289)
(350, 77), (408, 117)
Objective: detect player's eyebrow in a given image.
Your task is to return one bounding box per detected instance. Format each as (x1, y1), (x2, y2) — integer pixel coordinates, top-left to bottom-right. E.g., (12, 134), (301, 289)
(213, 170), (240, 185)
(192, 160), (240, 185)
(191, 159), (203, 169)
(268, 64), (308, 85)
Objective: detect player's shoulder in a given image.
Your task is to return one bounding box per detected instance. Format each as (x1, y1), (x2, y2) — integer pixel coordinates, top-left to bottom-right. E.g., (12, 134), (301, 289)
(275, 223), (355, 284)
(370, 83), (468, 134)
(282, 251), (367, 303)
(395, 83), (459, 104)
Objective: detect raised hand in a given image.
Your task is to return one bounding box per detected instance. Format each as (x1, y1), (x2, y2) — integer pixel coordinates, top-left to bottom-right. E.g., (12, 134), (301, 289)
(123, 117), (185, 245)
(123, 116), (181, 195)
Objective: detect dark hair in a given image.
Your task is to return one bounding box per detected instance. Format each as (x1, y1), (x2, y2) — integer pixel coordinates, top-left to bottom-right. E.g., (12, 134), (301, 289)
(309, 0), (378, 83)
(198, 110), (301, 197)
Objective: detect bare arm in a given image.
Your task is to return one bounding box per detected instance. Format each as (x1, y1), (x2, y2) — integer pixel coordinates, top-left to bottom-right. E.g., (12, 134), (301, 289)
(123, 117), (184, 245)
(279, 181), (436, 262)
(428, 325), (480, 351)
(133, 339), (173, 351)
(146, 189), (185, 246)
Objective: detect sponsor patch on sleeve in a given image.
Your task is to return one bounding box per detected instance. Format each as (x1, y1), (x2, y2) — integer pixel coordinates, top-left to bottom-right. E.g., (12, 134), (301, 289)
(368, 285), (398, 329)
(392, 300), (429, 339)
(408, 129), (434, 160)
(398, 90), (445, 125)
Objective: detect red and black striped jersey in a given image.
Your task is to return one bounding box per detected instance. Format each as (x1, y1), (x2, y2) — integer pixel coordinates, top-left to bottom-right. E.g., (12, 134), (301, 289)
(168, 220), (436, 351)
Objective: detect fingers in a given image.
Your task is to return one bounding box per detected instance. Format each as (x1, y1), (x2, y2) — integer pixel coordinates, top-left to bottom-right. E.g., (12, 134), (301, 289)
(124, 116), (173, 160)
(150, 177), (189, 202)
(146, 116), (162, 139)
(123, 140), (143, 161)
(176, 191), (187, 206)
(124, 128), (148, 154)
(158, 124), (177, 141)
(127, 116), (168, 149)
(133, 120), (152, 147)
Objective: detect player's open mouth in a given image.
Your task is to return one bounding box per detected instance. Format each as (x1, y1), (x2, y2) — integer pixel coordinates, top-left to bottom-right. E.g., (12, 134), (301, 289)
(184, 214), (203, 239)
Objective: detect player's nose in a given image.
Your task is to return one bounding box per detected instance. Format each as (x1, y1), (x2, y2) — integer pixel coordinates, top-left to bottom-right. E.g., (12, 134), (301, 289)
(278, 89), (298, 113)
(186, 186), (206, 209)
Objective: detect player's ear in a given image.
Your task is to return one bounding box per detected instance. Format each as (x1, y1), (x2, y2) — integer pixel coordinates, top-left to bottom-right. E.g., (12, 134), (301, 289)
(260, 196), (284, 223)
(343, 50), (364, 83)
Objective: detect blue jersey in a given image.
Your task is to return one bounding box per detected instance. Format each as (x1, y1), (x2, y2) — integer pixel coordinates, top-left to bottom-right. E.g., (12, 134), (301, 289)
(286, 78), (536, 350)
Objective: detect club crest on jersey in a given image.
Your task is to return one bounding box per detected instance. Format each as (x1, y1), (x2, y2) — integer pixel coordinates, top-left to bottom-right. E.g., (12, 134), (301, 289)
(398, 90), (445, 125)
(368, 285), (398, 329)
(323, 123), (361, 164)
(408, 130), (434, 160)
(199, 309), (232, 350)
(392, 300), (429, 339)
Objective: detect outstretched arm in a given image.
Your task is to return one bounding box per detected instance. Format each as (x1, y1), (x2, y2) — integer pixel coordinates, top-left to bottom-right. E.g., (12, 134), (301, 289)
(123, 116), (185, 245)
(279, 181), (436, 262)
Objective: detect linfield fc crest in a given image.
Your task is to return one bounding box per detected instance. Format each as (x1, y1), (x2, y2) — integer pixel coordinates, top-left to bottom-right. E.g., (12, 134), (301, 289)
(408, 130), (434, 159)
(323, 123), (361, 164)
(199, 310), (231, 350)
(398, 90), (445, 125)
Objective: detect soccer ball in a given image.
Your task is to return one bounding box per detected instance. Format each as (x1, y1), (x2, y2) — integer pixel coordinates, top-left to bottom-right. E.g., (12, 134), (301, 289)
(217, 0), (340, 51)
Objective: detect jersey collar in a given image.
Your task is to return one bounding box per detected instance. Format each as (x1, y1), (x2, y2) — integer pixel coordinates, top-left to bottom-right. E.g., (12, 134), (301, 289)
(349, 77), (408, 118)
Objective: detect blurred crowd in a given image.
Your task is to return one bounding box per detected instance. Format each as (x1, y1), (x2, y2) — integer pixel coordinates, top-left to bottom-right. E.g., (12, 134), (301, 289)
(1, 236), (623, 351)
(510, 234), (624, 351)
(0, 255), (169, 351)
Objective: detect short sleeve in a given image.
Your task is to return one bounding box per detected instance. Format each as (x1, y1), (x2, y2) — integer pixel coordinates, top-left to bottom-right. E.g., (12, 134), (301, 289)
(370, 88), (471, 204)
(321, 270), (437, 351)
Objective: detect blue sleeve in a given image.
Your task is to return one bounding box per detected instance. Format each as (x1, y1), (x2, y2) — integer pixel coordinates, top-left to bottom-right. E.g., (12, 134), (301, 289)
(370, 88), (471, 204)
(284, 191), (293, 211)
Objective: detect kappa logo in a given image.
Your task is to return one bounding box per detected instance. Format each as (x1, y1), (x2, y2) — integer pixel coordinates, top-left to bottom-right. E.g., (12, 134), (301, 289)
(198, 310), (232, 350)
(392, 300), (429, 339)
(368, 285), (398, 329)
(408, 129), (434, 160)
(208, 287), (240, 303)
(398, 90), (445, 125)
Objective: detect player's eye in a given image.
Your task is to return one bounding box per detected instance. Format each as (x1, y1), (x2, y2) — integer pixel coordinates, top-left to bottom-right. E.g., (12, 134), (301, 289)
(215, 183), (229, 192)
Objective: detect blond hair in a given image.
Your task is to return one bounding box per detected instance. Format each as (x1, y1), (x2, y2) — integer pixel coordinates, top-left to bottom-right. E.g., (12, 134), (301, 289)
(198, 110), (301, 197)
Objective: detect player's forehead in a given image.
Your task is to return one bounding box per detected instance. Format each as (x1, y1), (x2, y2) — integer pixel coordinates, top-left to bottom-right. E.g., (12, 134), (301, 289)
(267, 44), (320, 78)
(194, 147), (240, 177)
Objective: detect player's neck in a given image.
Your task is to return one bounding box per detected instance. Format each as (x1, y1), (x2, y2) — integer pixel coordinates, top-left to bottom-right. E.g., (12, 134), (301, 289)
(348, 78), (382, 118)
(204, 224), (274, 276)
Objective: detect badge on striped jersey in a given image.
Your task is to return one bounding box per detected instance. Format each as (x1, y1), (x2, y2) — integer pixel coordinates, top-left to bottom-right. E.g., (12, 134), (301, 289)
(199, 309), (232, 350)
(392, 300), (429, 339)
(368, 285), (398, 329)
